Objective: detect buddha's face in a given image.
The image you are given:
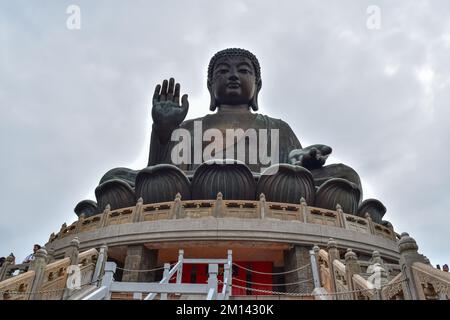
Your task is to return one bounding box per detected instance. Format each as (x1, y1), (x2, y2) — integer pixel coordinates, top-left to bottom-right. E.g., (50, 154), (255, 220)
(211, 56), (257, 107)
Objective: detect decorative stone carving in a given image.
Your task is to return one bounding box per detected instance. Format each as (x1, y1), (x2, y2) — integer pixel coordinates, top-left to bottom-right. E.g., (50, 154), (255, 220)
(315, 178), (361, 214)
(357, 199), (386, 224)
(74, 200), (98, 218)
(398, 232), (419, 254)
(256, 164), (315, 204)
(135, 164), (191, 204)
(95, 179), (136, 211)
(382, 276), (405, 300)
(191, 160), (256, 200)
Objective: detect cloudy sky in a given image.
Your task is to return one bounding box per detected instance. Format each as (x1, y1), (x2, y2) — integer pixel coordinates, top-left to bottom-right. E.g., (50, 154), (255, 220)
(1, 0), (449, 266)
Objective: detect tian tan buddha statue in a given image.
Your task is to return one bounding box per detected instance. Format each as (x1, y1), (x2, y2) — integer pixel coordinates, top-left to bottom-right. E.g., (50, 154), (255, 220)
(75, 48), (388, 226)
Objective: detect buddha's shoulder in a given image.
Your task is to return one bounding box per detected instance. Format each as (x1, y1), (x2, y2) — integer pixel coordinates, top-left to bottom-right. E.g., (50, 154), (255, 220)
(253, 113), (292, 128)
(179, 113), (291, 130)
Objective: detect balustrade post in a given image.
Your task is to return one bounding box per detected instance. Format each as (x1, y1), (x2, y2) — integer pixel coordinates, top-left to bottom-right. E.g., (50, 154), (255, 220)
(300, 197), (308, 223)
(100, 205), (111, 227)
(327, 238), (339, 298)
(336, 204), (347, 229)
(398, 232), (427, 300)
(29, 248), (48, 300)
(171, 193), (183, 219)
(259, 193), (266, 219)
(310, 245), (321, 289)
(63, 238), (80, 300)
(64, 237), (80, 265)
(214, 192), (224, 218)
(344, 249), (361, 300)
(92, 244), (108, 285)
(161, 263), (170, 300)
(132, 197), (144, 223)
(364, 213), (376, 235)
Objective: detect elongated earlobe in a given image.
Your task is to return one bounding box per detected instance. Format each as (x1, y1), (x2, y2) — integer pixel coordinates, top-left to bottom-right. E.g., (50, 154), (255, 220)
(251, 80), (262, 111)
(251, 96), (258, 111)
(209, 89), (217, 111)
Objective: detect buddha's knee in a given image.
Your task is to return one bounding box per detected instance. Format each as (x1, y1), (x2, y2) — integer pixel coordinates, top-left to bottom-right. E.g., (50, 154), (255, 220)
(95, 168), (138, 211)
(311, 164), (362, 214)
(99, 167), (138, 187)
(310, 163), (361, 190)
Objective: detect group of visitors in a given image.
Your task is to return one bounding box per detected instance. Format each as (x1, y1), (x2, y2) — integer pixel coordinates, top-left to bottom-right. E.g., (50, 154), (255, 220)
(436, 264), (449, 272)
(0, 244), (42, 268)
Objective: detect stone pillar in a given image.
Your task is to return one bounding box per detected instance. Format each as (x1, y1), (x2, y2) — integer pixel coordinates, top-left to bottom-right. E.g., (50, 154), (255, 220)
(283, 245), (314, 293)
(309, 245), (321, 288)
(300, 197), (308, 223)
(122, 245), (157, 282)
(63, 238), (80, 300)
(336, 204), (347, 229)
(172, 193), (183, 219)
(214, 192), (224, 218)
(344, 249), (361, 300)
(100, 204), (110, 227)
(29, 248), (48, 300)
(132, 198), (144, 223)
(398, 232), (427, 300)
(327, 238), (340, 296)
(259, 193), (267, 219)
(64, 237), (80, 265)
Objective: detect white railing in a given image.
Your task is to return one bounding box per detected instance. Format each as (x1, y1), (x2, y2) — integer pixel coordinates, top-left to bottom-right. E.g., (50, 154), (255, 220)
(83, 249), (233, 301)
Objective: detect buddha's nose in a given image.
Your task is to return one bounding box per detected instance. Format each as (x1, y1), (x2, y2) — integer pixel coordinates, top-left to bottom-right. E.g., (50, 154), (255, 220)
(228, 74), (238, 81)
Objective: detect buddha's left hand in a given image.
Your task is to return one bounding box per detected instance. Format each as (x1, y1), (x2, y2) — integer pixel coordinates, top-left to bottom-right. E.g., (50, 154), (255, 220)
(288, 144), (332, 170)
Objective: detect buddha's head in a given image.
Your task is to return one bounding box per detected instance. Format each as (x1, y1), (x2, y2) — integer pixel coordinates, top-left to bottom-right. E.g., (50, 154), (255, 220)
(207, 48), (262, 112)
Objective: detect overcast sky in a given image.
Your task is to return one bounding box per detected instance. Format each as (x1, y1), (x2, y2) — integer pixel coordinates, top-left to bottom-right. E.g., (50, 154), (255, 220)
(1, 0), (449, 266)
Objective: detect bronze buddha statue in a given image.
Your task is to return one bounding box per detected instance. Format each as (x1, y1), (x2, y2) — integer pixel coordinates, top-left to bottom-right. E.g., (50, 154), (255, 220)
(85, 48), (386, 222)
(147, 48), (361, 190)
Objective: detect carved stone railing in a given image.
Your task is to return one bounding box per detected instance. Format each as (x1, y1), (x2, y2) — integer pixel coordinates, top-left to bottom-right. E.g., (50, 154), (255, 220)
(381, 273), (405, 300)
(311, 233), (450, 301)
(412, 262), (450, 300)
(50, 195), (397, 243)
(0, 240), (101, 300)
(317, 249), (333, 294)
(333, 260), (351, 300)
(0, 270), (35, 300)
(311, 240), (388, 300)
(352, 274), (376, 300)
(39, 257), (71, 300)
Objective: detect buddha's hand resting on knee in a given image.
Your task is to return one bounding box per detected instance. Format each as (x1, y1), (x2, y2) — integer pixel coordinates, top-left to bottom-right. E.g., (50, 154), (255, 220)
(152, 78), (189, 143)
(288, 144), (332, 170)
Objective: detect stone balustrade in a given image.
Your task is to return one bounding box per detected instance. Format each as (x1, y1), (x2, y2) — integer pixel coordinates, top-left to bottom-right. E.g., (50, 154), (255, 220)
(411, 261), (450, 299)
(311, 234), (450, 300)
(0, 239), (101, 301)
(49, 194), (397, 244)
(0, 270), (35, 300)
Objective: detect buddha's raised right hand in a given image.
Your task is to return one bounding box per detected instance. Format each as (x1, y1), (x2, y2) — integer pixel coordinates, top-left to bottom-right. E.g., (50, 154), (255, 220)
(152, 78), (189, 143)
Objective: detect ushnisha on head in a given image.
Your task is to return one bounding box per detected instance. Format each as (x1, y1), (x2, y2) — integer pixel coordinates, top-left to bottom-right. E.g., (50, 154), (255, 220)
(207, 48), (262, 112)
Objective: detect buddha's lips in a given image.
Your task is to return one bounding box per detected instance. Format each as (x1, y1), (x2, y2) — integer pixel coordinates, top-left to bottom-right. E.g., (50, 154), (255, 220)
(227, 83), (240, 88)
